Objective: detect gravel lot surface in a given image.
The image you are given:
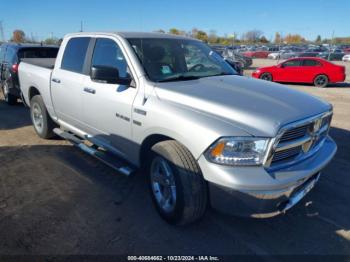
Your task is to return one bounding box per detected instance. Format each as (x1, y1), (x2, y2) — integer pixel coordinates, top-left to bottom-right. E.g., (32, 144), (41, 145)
(0, 59), (349, 257)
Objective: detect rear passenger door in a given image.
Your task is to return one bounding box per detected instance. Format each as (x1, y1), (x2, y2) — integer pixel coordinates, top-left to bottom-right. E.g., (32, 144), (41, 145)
(51, 37), (91, 130)
(300, 59), (323, 82)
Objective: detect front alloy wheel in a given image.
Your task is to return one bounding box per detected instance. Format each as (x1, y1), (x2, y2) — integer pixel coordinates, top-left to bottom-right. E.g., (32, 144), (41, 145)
(260, 72), (273, 81)
(150, 156), (177, 214)
(149, 140), (208, 225)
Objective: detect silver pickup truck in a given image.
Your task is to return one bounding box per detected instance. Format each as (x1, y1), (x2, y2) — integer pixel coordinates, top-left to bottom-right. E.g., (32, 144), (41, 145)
(19, 32), (337, 225)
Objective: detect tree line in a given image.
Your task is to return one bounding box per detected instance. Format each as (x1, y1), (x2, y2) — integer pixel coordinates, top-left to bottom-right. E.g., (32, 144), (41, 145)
(9, 30), (62, 45)
(157, 28), (350, 45)
(7, 29), (350, 46)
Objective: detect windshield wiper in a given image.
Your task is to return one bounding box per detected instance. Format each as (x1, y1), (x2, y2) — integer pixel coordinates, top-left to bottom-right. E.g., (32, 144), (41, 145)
(157, 75), (200, 83)
(200, 72), (237, 78)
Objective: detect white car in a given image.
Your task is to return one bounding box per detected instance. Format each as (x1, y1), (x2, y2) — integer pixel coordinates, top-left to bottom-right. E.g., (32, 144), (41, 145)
(268, 52), (280, 59)
(267, 52), (281, 60)
(342, 54), (350, 62)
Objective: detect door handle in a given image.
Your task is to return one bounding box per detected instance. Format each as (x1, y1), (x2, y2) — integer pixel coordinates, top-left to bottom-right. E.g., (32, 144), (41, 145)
(52, 78), (61, 83)
(84, 87), (96, 94)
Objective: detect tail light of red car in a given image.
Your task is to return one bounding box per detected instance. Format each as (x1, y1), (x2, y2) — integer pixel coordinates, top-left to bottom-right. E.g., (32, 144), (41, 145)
(11, 64), (19, 73)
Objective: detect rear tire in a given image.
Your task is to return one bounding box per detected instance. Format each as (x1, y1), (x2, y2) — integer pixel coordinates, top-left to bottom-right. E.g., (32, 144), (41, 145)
(149, 140), (208, 225)
(30, 95), (56, 139)
(2, 80), (17, 105)
(314, 75), (329, 88)
(260, 72), (273, 82)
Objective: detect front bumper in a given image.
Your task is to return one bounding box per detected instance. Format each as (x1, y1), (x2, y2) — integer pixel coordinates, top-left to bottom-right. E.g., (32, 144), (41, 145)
(198, 136), (337, 218)
(251, 71), (260, 79)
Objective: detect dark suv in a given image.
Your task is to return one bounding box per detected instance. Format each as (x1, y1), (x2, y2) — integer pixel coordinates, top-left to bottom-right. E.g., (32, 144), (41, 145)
(0, 43), (59, 105)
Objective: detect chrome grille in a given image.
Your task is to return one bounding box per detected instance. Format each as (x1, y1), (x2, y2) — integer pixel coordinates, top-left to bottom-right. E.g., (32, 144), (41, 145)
(279, 124), (310, 143)
(321, 115), (332, 129)
(266, 111), (332, 168)
(272, 146), (302, 163)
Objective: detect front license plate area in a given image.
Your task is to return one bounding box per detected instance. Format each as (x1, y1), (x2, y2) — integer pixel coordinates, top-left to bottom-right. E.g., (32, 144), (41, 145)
(281, 173), (320, 212)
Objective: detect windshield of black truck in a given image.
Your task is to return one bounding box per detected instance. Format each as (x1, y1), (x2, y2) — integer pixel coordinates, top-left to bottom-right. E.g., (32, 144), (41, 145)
(127, 38), (237, 82)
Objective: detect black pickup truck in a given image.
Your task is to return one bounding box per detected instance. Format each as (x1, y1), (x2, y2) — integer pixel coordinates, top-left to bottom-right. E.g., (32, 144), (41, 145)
(0, 43), (58, 105)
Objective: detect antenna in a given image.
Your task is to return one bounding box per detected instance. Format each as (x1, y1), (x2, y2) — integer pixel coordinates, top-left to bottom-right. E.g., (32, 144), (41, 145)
(0, 21), (5, 42)
(80, 21), (83, 32)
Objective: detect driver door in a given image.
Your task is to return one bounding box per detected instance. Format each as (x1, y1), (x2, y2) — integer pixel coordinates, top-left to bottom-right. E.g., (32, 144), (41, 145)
(81, 37), (138, 158)
(274, 59), (303, 82)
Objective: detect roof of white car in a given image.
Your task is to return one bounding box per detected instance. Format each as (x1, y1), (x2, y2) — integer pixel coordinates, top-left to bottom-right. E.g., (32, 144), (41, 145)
(65, 31), (196, 40)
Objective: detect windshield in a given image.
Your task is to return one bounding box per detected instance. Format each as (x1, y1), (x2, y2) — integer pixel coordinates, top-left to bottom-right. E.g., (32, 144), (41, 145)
(127, 38), (237, 82)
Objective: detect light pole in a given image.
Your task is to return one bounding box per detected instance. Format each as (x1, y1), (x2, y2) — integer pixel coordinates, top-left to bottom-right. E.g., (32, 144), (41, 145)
(228, 33), (235, 57)
(328, 30), (335, 61)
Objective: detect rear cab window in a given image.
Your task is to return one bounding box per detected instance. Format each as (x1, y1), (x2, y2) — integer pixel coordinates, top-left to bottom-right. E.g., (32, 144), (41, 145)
(61, 37), (90, 73)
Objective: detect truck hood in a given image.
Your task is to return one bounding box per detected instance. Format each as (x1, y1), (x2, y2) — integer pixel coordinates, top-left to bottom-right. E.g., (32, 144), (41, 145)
(154, 75), (331, 137)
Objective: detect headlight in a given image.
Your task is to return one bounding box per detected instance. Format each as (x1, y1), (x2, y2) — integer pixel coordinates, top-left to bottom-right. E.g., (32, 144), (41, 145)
(255, 69), (261, 73)
(205, 137), (270, 166)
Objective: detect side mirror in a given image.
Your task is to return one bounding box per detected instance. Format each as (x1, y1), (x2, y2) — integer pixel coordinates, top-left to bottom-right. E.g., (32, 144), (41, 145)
(278, 64), (284, 68)
(91, 66), (131, 85)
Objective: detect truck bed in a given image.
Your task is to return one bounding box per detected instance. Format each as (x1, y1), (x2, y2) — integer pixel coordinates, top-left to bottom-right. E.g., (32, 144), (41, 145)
(21, 58), (56, 69)
(18, 61), (55, 117)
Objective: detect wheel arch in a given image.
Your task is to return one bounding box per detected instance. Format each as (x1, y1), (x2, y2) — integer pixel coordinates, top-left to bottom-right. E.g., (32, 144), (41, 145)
(139, 134), (174, 169)
(28, 86), (41, 102)
(313, 73), (329, 81)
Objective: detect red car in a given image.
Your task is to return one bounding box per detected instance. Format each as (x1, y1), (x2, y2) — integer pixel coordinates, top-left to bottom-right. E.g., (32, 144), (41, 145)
(252, 57), (346, 87)
(242, 50), (270, 59)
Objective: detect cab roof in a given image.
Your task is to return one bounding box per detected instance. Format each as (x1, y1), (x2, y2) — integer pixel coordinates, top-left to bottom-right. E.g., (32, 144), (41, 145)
(65, 31), (197, 41)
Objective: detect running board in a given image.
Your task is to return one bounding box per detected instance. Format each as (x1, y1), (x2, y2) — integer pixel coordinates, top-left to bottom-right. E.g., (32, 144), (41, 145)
(53, 128), (135, 176)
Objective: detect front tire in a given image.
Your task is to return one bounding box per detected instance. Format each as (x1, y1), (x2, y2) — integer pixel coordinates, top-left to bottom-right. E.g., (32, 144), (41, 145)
(149, 140), (208, 225)
(314, 75), (329, 88)
(30, 95), (56, 139)
(260, 72), (273, 82)
(2, 80), (17, 105)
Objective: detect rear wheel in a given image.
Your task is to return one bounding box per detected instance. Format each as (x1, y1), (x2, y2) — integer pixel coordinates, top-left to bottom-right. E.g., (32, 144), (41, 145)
(30, 95), (56, 139)
(314, 75), (328, 88)
(260, 72), (273, 82)
(149, 140), (208, 225)
(2, 80), (17, 105)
